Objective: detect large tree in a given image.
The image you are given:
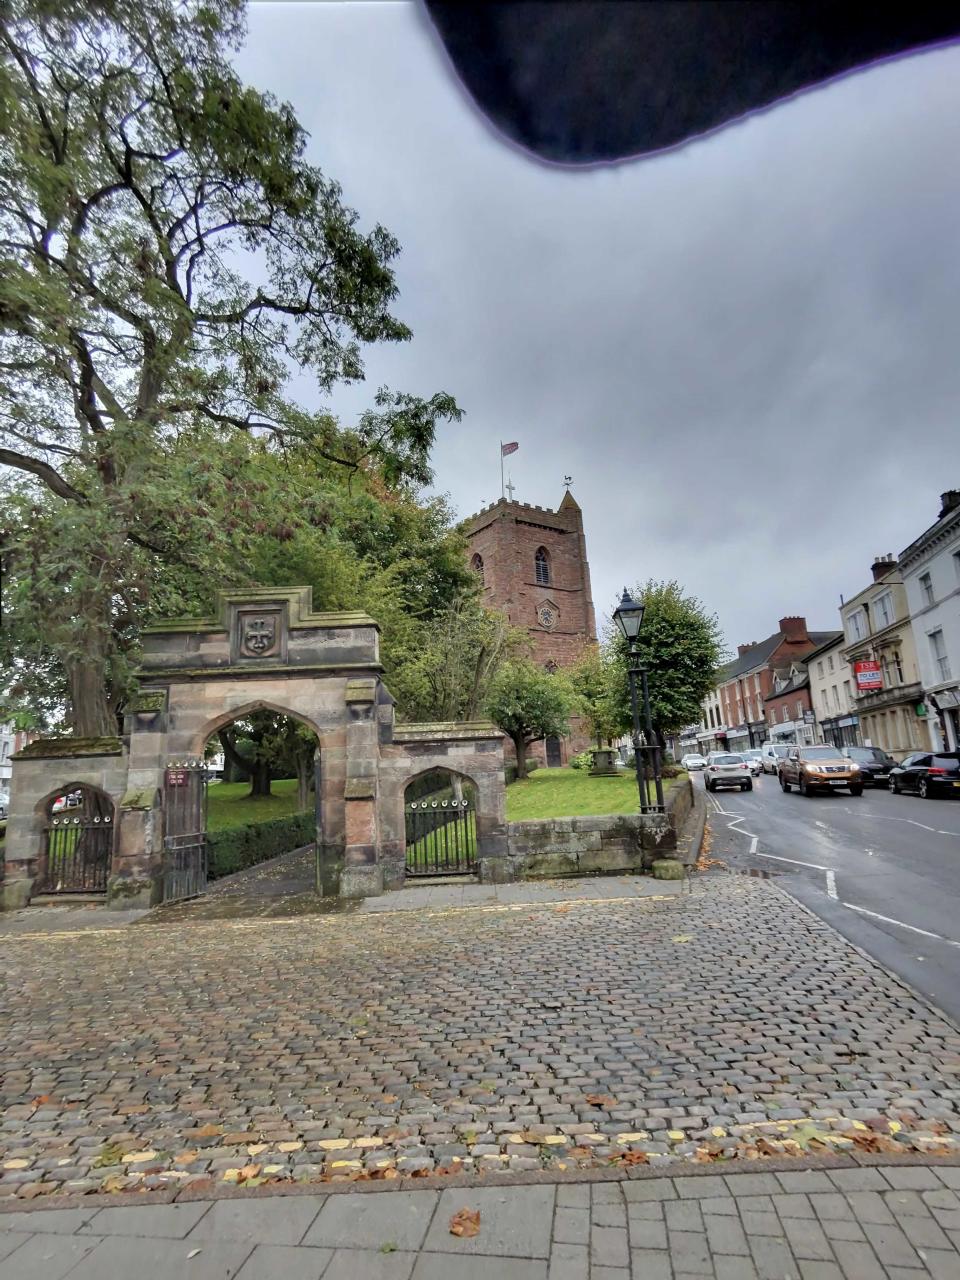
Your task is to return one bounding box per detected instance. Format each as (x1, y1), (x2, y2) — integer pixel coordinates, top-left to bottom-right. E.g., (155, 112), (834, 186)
(608, 580), (725, 743)
(568, 645), (620, 749)
(0, 0), (459, 734)
(485, 659), (575, 780)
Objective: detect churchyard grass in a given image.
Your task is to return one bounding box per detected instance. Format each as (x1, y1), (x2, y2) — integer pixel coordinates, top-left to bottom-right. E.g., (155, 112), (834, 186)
(206, 778), (306, 832)
(505, 765), (677, 821)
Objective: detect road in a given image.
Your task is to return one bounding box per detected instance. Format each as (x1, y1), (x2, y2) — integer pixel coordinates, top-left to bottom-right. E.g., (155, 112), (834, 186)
(702, 767), (960, 1024)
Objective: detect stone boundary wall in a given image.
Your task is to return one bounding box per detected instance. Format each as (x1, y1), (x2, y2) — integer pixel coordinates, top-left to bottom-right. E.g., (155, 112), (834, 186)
(502, 778), (694, 881)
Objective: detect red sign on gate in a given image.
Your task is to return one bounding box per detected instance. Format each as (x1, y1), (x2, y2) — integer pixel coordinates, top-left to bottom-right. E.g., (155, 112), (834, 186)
(854, 660), (883, 691)
(165, 768), (189, 787)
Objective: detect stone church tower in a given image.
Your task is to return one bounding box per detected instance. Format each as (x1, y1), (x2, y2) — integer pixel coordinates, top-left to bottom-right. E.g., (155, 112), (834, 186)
(465, 490), (597, 765)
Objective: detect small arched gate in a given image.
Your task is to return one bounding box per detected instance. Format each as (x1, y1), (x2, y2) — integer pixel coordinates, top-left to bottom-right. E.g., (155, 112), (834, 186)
(162, 758), (208, 902)
(404, 771), (477, 877)
(37, 785), (115, 895)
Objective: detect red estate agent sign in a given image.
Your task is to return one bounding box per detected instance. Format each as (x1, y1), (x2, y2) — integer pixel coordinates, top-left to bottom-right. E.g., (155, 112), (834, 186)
(854, 660), (883, 690)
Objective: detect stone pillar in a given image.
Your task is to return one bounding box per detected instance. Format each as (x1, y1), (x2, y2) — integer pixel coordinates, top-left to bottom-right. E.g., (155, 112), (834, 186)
(475, 768), (511, 884)
(340, 679), (383, 898)
(109, 786), (164, 908)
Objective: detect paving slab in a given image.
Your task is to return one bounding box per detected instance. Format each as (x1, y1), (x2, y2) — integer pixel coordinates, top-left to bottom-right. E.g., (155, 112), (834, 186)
(64, 1234), (253, 1279)
(83, 1200), (211, 1238)
(411, 1256), (547, 1280)
(190, 1195), (324, 1245)
(303, 1189), (437, 1251)
(234, 1242), (332, 1279)
(0, 1232), (101, 1280)
(421, 1185), (555, 1257)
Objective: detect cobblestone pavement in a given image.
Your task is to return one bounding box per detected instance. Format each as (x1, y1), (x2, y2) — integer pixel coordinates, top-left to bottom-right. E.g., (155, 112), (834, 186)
(2, 876), (960, 1202)
(3, 1165), (960, 1278)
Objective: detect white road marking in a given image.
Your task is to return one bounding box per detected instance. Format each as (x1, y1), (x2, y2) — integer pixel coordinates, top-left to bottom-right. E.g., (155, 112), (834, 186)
(754, 852), (828, 870)
(826, 869), (838, 900)
(873, 815), (941, 834)
(842, 902), (960, 947)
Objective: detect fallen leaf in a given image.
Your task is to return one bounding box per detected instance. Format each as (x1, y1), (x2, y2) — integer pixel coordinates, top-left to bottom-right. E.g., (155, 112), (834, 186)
(671, 935), (693, 943)
(450, 1208), (481, 1238)
(585, 1094), (616, 1107)
(31, 1095), (51, 1106)
(186, 1248), (202, 1259)
(246, 1143), (268, 1156)
(122, 1151), (159, 1164)
(195, 1124), (221, 1138)
(174, 1151), (199, 1165)
(278, 1141), (303, 1152)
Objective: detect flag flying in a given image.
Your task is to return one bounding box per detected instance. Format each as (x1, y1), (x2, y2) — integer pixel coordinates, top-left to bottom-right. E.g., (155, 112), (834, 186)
(501, 441), (519, 456)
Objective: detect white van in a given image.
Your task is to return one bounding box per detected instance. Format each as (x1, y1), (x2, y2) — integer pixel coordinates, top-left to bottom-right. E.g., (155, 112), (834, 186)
(759, 743), (791, 774)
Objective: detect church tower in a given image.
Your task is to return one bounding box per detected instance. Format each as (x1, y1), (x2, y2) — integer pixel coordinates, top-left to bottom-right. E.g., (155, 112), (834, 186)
(464, 489), (597, 764)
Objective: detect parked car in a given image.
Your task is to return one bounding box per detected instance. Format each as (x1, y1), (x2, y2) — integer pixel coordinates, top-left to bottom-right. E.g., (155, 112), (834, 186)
(680, 753), (707, 771)
(51, 790), (82, 813)
(741, 749), (764, 776)
(839, 745), (896, 787)
(779, 745), (862, 796)
(760, 743), (791, 774)
(704, 752), (753, 792)
(889, 752), (960, 799)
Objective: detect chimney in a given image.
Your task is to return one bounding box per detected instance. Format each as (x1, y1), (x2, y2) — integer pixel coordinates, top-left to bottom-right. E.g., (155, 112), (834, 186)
(940, 490), (960, 519)
(737, 643), (752, 657)
(871, 554), (895, 582)
(778, 616), (808, 643)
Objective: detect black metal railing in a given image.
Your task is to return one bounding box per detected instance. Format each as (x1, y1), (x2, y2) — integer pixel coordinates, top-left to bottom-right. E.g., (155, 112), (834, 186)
(405, 798), (476, 877)
(162, 759), (208, 902)
(38, 817), (113, 893)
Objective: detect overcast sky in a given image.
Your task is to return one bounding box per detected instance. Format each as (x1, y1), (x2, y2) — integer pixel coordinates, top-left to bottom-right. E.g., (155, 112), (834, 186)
(235, 3), (960, 655)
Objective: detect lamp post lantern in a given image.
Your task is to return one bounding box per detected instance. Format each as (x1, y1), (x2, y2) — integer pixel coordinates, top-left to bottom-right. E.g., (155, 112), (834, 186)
(613, 587), (665, 814)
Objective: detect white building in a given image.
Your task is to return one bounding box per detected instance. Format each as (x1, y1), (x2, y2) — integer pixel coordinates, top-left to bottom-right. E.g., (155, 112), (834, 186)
(805, 634), (860, 747)
(0, 723), (14, 789)
(900, 491), (960, 751)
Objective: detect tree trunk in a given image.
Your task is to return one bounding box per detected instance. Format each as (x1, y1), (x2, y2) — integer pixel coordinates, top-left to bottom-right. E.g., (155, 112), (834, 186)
(65, 651), (117, 736)
(250, 757), (272, 797)
(512, 734), (529, 779)
(296, 751), (310, 811)
(218, 729), (252, 780)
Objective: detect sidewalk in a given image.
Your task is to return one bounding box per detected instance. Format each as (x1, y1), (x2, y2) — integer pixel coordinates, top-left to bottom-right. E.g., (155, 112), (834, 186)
(3, 1162), (960, 1278)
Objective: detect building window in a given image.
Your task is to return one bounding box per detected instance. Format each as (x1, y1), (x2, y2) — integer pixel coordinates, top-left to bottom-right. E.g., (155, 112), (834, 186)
(831, 686), (840, 711)
(534, 547), (550, 585)
(846, 611), (866, 642)
(930, 629), (952, 682)
(817, 661), (824, 678)
(874, 591), (894, 629)
(953, 550), (960, 585)
(470, 553), (484, 585)
(919, 572), (935, 606)
(827, 656), (835, 673)
(821, 690), (830, 711)
(843, 679), (852, 705)
(781, 706), (789, 723)
(754, 673), (761, 693)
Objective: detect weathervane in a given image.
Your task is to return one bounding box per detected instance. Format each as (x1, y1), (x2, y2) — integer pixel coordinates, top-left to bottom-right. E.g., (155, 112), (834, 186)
(563, 474), (572, 490)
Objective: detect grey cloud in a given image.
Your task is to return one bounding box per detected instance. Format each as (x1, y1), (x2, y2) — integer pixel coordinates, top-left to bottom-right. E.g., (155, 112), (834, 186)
(235, 2), (960, 652)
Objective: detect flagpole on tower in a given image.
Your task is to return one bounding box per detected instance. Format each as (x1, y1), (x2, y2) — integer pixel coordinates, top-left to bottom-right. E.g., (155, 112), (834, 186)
(500, 441), (504, 499)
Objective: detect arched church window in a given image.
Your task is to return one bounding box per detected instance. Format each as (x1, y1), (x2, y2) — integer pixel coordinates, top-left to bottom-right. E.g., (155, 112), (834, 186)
(471, 553), (484, 585)
(535, 547), (550, 585)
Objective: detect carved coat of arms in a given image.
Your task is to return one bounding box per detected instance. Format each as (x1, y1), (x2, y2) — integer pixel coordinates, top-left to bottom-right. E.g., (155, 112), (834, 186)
(242, 615), (277, 656)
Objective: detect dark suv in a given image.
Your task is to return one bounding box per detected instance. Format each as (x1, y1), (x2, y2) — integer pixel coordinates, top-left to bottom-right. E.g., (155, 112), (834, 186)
(889, 752), (960, 799)
(840, 746), (897, 787)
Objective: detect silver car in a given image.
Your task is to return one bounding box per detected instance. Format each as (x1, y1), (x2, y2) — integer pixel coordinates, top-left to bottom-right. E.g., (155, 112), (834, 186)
(704, 752), (754, 792)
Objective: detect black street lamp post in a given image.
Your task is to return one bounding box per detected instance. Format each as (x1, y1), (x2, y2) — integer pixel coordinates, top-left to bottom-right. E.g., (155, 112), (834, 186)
(613, 588), (665, 815)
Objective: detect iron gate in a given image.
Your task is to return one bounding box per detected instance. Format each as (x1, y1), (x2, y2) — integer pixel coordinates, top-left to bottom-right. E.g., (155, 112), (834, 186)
(162, 758), (208, 902)
(37, 812), (113, 894)
(405, 797), (476, 877)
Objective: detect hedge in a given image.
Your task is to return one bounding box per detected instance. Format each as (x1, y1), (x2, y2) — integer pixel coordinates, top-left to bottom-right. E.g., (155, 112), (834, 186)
(207, 812), (315, 880)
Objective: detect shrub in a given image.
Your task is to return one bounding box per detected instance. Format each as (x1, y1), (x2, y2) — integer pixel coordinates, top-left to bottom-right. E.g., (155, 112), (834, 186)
(569, 750), (594, 770)
(207, 812), (315, 880)
(660, 763), (684, 779)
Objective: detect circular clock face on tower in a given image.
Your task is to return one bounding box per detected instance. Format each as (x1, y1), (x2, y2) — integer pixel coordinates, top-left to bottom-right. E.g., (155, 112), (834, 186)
(537, 604), (557, 630)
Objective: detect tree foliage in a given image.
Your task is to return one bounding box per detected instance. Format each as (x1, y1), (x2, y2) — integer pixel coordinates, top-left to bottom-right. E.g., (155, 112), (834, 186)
(568, 645), (620, 749)
(0, 0), (460, 732)
(607, 580), (725, 741)
(484, 659), (575, 780)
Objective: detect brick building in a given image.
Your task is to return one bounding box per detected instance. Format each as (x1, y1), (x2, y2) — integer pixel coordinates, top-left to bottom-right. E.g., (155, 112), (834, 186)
(465, 490), (597, 765)
(696, 617), (839, 754)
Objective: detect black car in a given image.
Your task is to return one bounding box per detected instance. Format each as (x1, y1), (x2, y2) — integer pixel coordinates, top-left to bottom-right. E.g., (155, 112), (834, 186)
(839, 746), (897, 787)
(889, 751), (960, 799)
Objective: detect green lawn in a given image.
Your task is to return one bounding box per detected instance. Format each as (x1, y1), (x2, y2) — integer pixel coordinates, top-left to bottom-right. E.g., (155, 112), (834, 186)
(206, 778), (307, 832)
(505, 766), (677, 821)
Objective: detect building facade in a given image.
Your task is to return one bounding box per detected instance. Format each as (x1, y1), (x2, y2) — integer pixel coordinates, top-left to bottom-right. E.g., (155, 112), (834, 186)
(899, 491), (960, 751)
(465, 490), (597, 765)
(805, 634), (861, 747)
(763, 664), (817, 745)
(692, 617), (839, 755)
(840, 555), (930, 759)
